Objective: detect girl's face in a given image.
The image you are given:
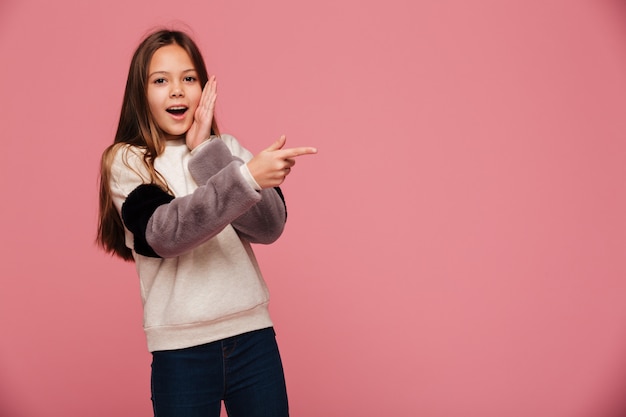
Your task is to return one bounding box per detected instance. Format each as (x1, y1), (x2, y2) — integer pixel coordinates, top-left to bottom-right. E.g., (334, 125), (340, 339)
(146, 44), (202, 141)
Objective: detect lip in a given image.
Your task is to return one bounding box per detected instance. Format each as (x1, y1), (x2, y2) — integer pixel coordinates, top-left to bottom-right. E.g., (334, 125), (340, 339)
(165, 105), (189, 121)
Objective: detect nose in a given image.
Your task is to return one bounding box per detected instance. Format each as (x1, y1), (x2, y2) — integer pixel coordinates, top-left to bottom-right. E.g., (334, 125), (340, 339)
(170, 81), (184, 97)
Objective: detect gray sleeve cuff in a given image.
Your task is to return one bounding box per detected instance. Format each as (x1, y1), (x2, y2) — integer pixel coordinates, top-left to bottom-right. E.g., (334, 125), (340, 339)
(239, 163), (262, 191)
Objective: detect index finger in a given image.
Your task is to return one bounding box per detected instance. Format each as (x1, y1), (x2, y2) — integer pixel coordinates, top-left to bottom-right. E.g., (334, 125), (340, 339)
(279, 147), (318, 158)
(198, 78), (214, 107)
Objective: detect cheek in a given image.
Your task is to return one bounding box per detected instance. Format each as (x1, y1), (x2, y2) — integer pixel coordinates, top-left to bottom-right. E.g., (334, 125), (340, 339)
(146, 89), (161, 114)
(189, 87), (202, 108)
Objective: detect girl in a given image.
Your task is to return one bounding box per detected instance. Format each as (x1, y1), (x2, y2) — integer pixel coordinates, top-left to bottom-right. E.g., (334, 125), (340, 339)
(97, 29), (316, 417)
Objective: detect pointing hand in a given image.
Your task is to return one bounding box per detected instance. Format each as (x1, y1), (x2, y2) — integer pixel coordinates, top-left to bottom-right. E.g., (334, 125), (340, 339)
(246, 135), (317, 189)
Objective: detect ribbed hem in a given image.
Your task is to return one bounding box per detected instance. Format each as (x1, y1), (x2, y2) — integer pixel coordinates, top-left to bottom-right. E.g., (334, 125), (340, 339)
(145, 303), (273, 352)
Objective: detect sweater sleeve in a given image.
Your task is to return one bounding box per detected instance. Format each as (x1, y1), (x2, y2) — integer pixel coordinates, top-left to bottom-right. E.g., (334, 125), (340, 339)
(188, 136), (287, 244)
(142, 160), (262, 258)
(121, 184), (175, 257)
(230, 187), (286, 244)
(112, 142), (262, 259)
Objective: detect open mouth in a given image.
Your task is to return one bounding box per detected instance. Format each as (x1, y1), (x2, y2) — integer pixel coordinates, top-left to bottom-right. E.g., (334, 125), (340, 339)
(166, 106), (188, 116)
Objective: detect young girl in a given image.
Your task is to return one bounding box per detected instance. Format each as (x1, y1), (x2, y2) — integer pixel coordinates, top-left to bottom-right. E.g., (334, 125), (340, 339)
(97, 29), (316, 417)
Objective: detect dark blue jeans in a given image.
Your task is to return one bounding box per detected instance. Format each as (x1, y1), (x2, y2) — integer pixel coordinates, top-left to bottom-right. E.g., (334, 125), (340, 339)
(151, 327), (289, 417)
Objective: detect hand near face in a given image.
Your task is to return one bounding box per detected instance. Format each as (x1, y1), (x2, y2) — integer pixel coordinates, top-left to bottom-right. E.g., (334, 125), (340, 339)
(247, 135), (317, 189)
(186, 76), (217, 150)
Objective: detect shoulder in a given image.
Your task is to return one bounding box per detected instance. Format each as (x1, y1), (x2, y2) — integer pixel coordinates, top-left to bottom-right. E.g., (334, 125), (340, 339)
(111, 143), (146, 165)
(216, 133), (238, 149)
(110, 144), (151, 186)
(216, 133), (253, 161)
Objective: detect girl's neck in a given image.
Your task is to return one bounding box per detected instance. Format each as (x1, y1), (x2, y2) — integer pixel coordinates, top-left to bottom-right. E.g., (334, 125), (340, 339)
(163, 133), (186, 142)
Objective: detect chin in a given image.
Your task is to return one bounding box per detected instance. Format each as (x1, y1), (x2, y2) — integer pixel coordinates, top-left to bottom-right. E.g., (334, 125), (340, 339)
(167, 126), (191, 137)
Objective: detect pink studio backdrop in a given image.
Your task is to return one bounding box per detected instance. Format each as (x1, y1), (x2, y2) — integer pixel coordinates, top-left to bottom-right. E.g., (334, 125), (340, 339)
(1, 0), (625, 416)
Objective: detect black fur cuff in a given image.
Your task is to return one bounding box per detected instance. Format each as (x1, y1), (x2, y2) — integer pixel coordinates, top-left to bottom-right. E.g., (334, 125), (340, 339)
(121, 184), (175, 258)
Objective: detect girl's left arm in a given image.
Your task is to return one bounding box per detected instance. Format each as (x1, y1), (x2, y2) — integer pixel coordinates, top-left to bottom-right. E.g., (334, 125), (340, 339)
(188, 136), (287, 244)
(230, 187), (286, 244)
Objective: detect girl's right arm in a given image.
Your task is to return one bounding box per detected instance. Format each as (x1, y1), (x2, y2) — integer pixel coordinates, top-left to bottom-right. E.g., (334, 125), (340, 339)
(111, 136), (315, 259)
(110, 145), (263, 259)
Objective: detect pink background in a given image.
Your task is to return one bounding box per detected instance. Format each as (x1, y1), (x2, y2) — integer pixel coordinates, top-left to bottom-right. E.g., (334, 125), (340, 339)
(1, 0), (626, 416)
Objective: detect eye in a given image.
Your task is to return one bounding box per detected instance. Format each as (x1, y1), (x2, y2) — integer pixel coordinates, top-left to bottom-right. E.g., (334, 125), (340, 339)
(183, 76), (197, 83)
(153, 78), (166, 84)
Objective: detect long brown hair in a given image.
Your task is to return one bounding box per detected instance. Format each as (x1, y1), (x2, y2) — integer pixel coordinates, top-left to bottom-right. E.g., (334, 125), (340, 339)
(97, 29), (219, 261)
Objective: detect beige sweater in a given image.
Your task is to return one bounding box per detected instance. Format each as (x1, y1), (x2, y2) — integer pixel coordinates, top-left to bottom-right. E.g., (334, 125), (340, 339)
(110, 135), (286, 352)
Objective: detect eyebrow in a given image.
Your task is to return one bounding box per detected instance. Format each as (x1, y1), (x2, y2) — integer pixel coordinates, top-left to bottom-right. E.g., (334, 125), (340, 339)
(148, 69), (197, 78)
